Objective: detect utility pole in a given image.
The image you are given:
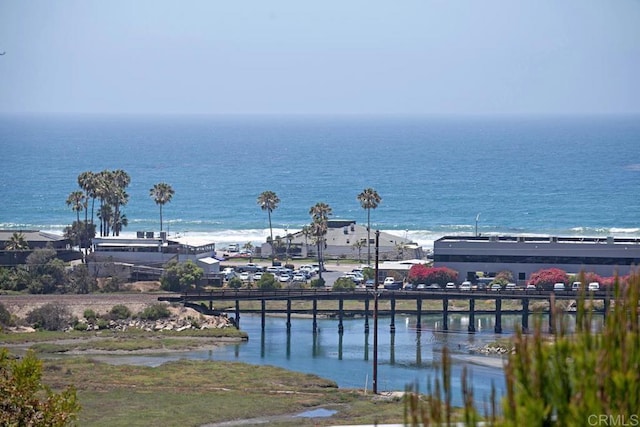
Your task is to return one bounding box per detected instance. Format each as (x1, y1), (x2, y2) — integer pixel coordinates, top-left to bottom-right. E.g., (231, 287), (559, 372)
(373, 229), (380, 394)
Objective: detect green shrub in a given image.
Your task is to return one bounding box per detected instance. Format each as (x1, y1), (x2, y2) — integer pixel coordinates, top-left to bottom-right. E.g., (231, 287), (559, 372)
(96, 318), (109, 330)
(108, 304), (131, 320)
(83, 309), (97, 321)
(0, 302), (12, 327)
(228, 277), (243, 289)
(26, 303), (72, 331)
(73, 322), (88, 331)
(332, 277), (356, 291)
(310, 277), (325, 288)
(138, 303), (171, 321)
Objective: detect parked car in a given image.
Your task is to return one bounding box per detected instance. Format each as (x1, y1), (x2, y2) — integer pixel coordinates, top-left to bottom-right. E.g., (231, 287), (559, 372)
(416, 283), (427, 290)
(505, 283), (517, 291)
(404, 283), (415, 291)
(365, 279), (375, 288)
(253, 272), (263, 281)
(588, 282), (600, 291)
(459, 281), (472, 291)
(383, 277), (396, 286)
(426, 283), (441, 290)
(292, 273), (306, 282)
(525, 284), (537, 291)
(384, 281), (403, 290)
(572, 281), (582, 292)
(278, 274), (291, 283)
(222, 267), (237, 281)
(445, 282), (456, 290)
(239, 271), (251, 282)
(553, 282), (566, 291)
(490, 283), (502, 292)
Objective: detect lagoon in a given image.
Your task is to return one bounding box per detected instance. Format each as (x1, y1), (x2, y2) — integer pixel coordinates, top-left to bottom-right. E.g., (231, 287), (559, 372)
(90, 313), (530, 406)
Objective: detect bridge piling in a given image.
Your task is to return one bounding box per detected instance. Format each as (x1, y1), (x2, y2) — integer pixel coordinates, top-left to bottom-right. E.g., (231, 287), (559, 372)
(286, 299), (292, 333)
(468, 298), (476, 333)
(338, 299), (344, 334)
(364, 297), (370, 334)
(416, 297), (422, 331)
(390, 297), (396, 333)
(261, 300), (266, 331)
(443, 297), (449, 331)
(522, 298), (529, 333)
(235, 300), (240, 329)
(312, 299), (318, 334)
(494, 297), (503, 334)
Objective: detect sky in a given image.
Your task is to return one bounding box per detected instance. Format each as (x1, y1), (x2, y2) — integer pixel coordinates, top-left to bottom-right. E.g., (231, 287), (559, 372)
(1, 0), (639, 116)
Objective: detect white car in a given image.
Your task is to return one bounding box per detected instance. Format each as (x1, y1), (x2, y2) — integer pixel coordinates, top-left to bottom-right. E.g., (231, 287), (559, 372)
(292, 273), (306, 282)
(445, 282), (456, 290)
(383, 277), (396, 286)
(588, 282), (600, 291)
(278, 274), (291, 283)
(239, 271), (251, 281)
(459, 281), (472, 291)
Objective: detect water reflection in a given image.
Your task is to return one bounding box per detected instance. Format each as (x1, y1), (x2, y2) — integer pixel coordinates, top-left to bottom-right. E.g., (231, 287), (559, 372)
(81, 312), (604, 407)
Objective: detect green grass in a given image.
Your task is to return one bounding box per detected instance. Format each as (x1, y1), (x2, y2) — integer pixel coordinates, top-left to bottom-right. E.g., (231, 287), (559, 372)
(38, 357), (408, 427)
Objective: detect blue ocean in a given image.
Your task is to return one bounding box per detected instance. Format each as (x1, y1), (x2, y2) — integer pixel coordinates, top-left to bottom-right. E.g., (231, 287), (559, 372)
(1, 114), (639, 249)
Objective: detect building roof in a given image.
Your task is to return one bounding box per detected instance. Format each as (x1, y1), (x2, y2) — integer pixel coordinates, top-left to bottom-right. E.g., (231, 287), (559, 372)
(0, 230), (67, 243)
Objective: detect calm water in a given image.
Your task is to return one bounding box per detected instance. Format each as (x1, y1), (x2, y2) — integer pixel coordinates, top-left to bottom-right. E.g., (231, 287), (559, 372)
(88, 313), (539, 406)
(1, 114), (639, 248)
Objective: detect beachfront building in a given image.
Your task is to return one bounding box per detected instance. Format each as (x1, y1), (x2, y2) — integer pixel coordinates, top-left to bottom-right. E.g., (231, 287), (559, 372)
(0, 230), (81, 266)
(433, 235), (640, 284)
(260, 220), (423, 261)
(89, 232), (219, 277)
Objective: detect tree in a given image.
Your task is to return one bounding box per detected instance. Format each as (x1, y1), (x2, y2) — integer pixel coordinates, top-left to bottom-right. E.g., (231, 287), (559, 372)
(150, 182), (175, 232)
(257, 191), (280, 257)
(77, 170), (96, 225)
(357, 188), (381, 266)
(0, 349), (79, 426)
(26, 303), (72, 331)
(407, 265), (458, 285)
(352, 239), (366, 263)
(4, 231), (29, 251)
(160, 260), (203, 292)
(256, 272), (280, 290)
(26, 247), (67, 294)
(65, 190), (85, 226)
(333, 276), (356, 291)
(309, 202), (332, 281)
(527, 267), (568, 291)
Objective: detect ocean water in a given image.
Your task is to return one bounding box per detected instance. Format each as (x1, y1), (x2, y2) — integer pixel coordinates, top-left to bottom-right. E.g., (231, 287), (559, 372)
(1, 114), (639, 249)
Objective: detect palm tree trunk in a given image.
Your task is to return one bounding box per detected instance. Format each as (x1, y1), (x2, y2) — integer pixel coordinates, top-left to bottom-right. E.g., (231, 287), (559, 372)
(367, 208), (371, 265)
(160, 205), (163, 232)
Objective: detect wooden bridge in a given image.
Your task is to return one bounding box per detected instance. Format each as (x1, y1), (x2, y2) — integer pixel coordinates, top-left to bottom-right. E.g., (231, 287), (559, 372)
(158, 288), (612, 334)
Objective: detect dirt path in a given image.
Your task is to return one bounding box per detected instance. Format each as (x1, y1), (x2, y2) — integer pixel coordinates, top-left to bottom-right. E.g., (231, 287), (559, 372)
(0, 292), (177, 319)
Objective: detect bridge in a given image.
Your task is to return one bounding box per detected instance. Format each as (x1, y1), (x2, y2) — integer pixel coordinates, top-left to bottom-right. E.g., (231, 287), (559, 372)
(159, 288), (612, 335)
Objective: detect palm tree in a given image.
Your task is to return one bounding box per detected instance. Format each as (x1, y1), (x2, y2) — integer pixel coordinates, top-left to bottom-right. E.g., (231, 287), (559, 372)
(150, 182), (175, 232)
(77, 171), (96, 225)
(352, 239), (366, 263)
(66, 190), (86, 225)
(257, 191), (280, 257)
(5, 232), (28, 251)
(309, 202), (332, 280)
(357, 188), (382, 266)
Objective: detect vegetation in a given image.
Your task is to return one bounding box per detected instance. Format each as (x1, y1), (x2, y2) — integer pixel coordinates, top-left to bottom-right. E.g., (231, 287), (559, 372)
(333, 276), (356, 291)
(4, 231), (29, 250)
(149, 182), (175, 232)
(257, 190), (280, 256)
(256, 272), (280, 290)
(160, 259), (204, 292)
(0, 349), (79, 426)
(526, 267), (569, 290)
(26, 303), (73, 331)
(309, 202), (332, 281)
(404, 272), (640, 426)
(357, 187), (381, 266)
(137, 303), (171, 321)
(407, 265), (458, 285)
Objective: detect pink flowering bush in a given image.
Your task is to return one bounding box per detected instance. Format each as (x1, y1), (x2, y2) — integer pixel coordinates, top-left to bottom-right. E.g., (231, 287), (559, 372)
(408, 265), (458, 285)
(527, 268), (568, 291)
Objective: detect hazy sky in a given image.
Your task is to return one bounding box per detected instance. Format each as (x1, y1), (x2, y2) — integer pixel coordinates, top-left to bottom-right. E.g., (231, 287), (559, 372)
(1, 0), (639, 115)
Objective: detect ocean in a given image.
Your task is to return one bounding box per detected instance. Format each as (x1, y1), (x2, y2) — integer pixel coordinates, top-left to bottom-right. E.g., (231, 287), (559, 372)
(1, 114), (639, 249)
